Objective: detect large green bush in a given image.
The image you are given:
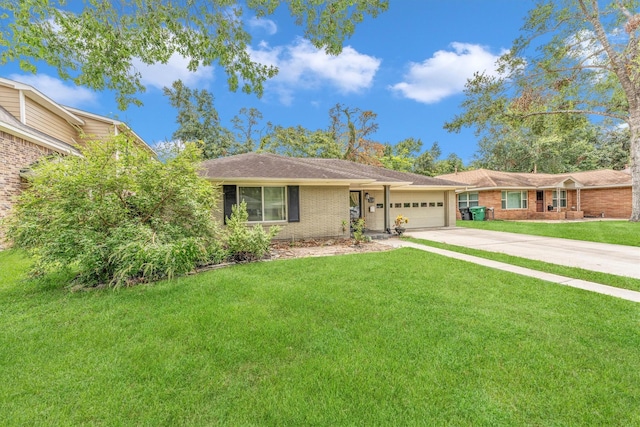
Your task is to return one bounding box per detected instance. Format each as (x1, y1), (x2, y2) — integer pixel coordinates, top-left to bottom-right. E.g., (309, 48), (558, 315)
(225, 201), (281, 262)
(5, 135), (224, 287)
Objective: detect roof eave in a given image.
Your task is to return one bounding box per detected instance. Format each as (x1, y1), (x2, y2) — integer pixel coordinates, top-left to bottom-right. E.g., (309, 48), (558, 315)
(204, 177), (375, 186)
(0, 120), (80, 156)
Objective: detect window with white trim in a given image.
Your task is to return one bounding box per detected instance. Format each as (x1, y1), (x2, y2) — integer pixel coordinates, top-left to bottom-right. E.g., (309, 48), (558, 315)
(552, 190), (567, 208)
(501, 191), (528, 209)
(458, 192), (479, 209)
(239, 186), (286, 222)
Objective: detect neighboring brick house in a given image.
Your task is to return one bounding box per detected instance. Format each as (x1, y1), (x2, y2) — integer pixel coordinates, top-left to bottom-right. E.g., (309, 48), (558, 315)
(200, 153), (466, 239)
(436, 168), (632, 220)
(0, 77), (150, 245)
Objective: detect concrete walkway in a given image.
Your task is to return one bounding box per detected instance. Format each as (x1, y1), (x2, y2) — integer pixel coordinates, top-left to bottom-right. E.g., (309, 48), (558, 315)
(379, 228), (640, 303)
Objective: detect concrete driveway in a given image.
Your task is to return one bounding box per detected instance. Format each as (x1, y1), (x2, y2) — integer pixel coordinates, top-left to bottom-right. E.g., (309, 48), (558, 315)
(405, 227), (640, 280)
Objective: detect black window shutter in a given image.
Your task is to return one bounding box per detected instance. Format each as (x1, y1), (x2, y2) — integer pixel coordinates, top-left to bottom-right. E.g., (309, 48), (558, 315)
(223, 185), (237, 225)
(287, 186), (300, 223)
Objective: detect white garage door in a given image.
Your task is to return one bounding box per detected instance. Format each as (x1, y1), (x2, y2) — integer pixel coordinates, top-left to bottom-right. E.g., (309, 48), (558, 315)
(389, 191), (446, 228)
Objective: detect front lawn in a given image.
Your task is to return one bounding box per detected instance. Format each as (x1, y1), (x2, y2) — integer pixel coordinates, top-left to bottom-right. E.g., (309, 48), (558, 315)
(457, 219), (640, 246)
(1, 249), (640, 425)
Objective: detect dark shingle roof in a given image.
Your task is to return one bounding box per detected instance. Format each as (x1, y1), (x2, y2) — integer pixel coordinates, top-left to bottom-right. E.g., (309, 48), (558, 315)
(200, 153), (466, 187)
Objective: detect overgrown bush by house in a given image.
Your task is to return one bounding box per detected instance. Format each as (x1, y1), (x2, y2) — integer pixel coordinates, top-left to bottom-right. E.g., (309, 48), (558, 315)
(225, 201), (281, 262)
(4, 135), (224, 287)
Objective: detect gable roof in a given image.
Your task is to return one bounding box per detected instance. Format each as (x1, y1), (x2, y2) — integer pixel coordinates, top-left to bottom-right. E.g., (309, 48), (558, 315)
(0, 76), (152, 152)
(201, 152), (466, 188)
(0, 105), (80, 155)
(437, 168), (632, 190)
(0, 77), (85, 126)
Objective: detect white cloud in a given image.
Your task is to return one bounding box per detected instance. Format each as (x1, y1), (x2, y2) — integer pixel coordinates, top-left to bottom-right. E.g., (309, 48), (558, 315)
(390, 42), (505, 104)
(248, 38), (381, 104)
(248, 17), (277, 35)
(132, 53), (214, 90)
(9, 73), (98, 107)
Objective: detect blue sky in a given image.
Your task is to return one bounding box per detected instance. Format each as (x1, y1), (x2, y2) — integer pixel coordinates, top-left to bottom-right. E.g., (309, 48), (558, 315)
(4, 1), (534, 163)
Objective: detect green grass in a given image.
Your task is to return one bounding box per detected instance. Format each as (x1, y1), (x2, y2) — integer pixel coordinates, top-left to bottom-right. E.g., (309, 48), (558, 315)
(457, 220), (640, 247)
(2, 249), (640, 425)
(404, 237), (640, 293)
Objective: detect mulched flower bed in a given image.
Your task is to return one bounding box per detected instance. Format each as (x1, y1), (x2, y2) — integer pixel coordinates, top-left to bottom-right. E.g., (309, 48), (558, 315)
(269, 238), (393, 260)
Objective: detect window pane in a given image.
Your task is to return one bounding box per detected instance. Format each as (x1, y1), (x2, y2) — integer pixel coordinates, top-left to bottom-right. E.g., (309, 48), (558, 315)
(507, 191), (522, 209)
(264, 187), (286, 221)
(469, 193), (478, 201)
(239, 187), (262, 221)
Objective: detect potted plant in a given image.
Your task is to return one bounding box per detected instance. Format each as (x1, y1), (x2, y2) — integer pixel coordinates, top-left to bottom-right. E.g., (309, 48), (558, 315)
(394, 214), (409, 235)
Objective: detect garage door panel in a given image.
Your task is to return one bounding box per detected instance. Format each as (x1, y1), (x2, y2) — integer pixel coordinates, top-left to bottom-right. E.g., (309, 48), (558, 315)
(389, 191), (445, 228)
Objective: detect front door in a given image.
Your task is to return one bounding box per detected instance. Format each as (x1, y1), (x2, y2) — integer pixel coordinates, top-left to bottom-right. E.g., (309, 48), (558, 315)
(349, 191), (361, 223)
(536, 191), (544, 212)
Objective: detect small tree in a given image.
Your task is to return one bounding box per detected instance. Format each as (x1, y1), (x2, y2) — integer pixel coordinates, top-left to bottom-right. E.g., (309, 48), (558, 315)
(5, 135), (223, 287)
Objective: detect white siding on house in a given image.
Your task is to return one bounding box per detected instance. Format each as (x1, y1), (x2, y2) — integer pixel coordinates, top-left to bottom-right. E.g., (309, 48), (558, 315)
(0, 86), (20, 119)
(24, 98), (77, 143)
(78, 116), (114, 142)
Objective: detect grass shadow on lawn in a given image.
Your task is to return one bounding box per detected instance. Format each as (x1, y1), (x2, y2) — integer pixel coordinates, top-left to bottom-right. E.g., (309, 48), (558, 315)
(1, 248), (640, 425)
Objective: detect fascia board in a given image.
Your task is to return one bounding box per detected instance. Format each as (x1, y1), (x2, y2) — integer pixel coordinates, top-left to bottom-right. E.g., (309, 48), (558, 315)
(18, 87), (85, 126)
(205, 177), (374, 186)
(397, 184), (467, 191)
(454, 186), (536, 193)
(66, 107), (154, 152)
(0, 121), (80, 156)
(0, 77), (85, 125)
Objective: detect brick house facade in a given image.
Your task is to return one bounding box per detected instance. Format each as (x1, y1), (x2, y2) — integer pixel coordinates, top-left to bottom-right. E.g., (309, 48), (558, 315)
(0, 131), (56, 220)
(437, 169), (632, 221)
(202, 153), (464, 238)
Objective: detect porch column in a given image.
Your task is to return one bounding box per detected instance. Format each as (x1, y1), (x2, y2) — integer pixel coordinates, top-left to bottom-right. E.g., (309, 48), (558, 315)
(577, 188), (581, 211)
(384, 185), (391, 233)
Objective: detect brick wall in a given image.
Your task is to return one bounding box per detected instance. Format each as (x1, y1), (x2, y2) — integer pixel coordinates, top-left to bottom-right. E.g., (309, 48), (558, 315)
(580, 187), (631, 219)
(0, 131), (56, 246)
(215, 185), (350, 240)
(456, 187), (631, 220)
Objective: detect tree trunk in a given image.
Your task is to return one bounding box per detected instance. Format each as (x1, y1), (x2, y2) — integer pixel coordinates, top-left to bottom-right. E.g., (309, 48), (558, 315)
(629, 111), (640, 222)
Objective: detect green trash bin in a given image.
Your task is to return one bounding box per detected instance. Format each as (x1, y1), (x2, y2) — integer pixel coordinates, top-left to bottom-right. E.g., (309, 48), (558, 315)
(469, 206), (486, 221)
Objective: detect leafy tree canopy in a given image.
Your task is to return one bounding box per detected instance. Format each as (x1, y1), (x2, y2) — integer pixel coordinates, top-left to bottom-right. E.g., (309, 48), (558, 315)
(163, 79), (238, 159)
(445, 0), (640, 220)
(259, 124), (342, 158)
(0, 0), (388, 108)
(380, 138), (423, 172)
